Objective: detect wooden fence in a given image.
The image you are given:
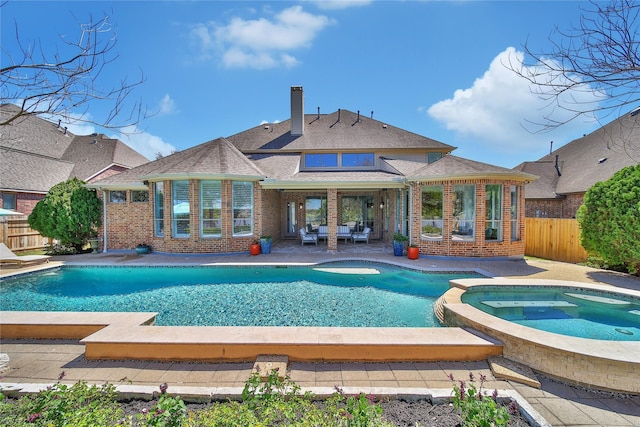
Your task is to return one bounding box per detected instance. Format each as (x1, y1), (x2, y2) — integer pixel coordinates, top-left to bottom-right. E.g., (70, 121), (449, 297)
(524, 218), (588, 263)
(0, 217), (49, 252)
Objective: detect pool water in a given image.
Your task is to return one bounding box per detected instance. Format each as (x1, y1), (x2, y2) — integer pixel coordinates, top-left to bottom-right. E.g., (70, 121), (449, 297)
(462, 286), (640, 341)
(0, 263), (480, 327)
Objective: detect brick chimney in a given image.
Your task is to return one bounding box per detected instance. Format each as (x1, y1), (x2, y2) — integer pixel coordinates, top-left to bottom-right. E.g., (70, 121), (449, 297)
(290, 86), (304, 136)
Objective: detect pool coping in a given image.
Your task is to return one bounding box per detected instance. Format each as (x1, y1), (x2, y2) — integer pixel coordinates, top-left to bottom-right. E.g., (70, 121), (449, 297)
(440, 278), (640, 394)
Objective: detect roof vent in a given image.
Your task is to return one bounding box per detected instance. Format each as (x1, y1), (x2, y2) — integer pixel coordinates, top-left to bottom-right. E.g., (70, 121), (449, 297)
(630, 107), (640, 117)
(598, 157), (607, 164)
(382, 124), (388, 129)
(264, 125), (269, 130)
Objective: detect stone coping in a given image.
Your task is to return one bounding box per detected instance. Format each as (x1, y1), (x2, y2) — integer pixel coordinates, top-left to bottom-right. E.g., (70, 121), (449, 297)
(441, 278), (640, 393)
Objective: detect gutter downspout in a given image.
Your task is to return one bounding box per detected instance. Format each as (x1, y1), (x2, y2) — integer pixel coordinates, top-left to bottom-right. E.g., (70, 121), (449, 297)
(408, 183), (413, 246)
(101, 189), (108, 253)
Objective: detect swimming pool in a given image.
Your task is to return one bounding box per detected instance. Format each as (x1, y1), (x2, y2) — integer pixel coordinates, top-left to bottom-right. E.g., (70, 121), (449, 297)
(461, 285), (640, 341)
(0, 262), (480, 327)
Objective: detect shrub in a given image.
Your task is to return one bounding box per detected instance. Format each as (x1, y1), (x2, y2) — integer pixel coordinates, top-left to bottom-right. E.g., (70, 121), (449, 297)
(577, 164), (640, 275)
(449, 372), (513, 427)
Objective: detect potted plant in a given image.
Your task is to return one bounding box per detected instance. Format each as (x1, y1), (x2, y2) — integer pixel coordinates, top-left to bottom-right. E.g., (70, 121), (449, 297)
(250, 240), (261, 256)
(135, 243), (151, 255)
(259, 235), (272, 254)
(392, 233), (408, 256)
(407, 244), (419, 260)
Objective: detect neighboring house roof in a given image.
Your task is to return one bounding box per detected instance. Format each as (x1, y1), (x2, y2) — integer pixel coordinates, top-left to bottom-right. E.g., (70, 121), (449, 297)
(0, 104), (149, 193)
(227, 109), (455, 153)
(88, 138), (266, 189)
(0, 148), (75, 193)
(515, 112), (640, 198)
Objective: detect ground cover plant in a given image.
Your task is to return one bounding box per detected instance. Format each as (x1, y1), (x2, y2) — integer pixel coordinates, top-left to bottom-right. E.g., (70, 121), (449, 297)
(0, 370), (528, 426)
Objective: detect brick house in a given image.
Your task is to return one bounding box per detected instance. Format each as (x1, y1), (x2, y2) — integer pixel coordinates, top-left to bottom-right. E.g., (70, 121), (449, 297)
(0, 104), (150, 216)
(87, 86), (536, 257)
(515, 111), (640, 218)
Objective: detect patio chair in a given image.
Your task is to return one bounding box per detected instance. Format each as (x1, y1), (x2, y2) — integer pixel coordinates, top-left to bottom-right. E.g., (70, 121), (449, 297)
(0, 243), (51, 265)
(351, 227), (371, 244)
(299, 228), (318, 246)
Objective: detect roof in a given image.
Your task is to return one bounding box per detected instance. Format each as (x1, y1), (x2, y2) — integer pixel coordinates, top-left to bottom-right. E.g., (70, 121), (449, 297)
(87, 99), (533, 191)
(227, 109), (455, 153)
(87, 138), (266, 189)
(409, 155), (537, 183)
(0, 104), (150, 193)
(515, 112), (640, 198)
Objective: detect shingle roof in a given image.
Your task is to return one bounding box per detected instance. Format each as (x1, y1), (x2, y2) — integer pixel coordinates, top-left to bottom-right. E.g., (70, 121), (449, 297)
(0, 104), (150, 193)
(227, 109), (455, 152)
(87, 138), (266, 189)
(0, 148), (75, 192)
(409, 155), (537, 182)
(515, 112), (640, 198)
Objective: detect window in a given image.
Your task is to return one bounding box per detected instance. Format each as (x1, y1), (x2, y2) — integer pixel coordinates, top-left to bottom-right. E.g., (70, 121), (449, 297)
(305, 153), (338, 168)
(511, 185), (520, 241)
(305, 197), (327, 232)
(341, 153), (374, 167)
(200, 180), (222, 237)
(109, 190), (126, 203)
(485, 185), (502, 241)
(341, 195), (374, 232)
(421, 185), (443, 239)
(2, 193), (16, 210)
(452, 184), (475, 241)
(154, 182), (164, 237)
(172, 180), (190, 238)
(232, 181), (253, 236)
(131, 190), (149, 203)
(427, 152), (443, 163)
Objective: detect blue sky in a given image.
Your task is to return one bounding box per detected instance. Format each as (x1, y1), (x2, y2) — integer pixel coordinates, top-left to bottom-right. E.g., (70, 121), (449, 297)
(2, 0), (604, 167)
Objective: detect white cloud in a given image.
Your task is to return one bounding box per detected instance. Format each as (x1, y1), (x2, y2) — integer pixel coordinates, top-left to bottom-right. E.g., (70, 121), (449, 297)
(427, 47), (601, 156)
(158, 94), (176, 115)
(192, 5), (334, 69)
(115, 125), (177, 160)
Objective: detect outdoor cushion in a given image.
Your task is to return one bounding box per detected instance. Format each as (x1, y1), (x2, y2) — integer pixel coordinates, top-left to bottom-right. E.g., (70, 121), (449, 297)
(0, 243), (51, 265)
(299, 228), (318, 246)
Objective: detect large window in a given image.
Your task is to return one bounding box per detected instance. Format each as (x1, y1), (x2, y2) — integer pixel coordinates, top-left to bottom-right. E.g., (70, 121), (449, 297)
(200, 180), (222, 237)
(305, 153), (338, 168)
(305, 197), (326, 232)
(485, 185), (502, 241)
(511, 185), (520, 241)
(172, 180), (190, 238)
(232, 181), (253, 236)
(421, 185), (443, 239)
(341, 195), (374, 232)
(341, 153), (374, 167)
(452, 184), (475, 241)
(154, 182), (164, 237)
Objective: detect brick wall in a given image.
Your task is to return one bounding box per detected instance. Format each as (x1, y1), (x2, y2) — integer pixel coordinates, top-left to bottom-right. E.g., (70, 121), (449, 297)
(526, 193), (585, 218)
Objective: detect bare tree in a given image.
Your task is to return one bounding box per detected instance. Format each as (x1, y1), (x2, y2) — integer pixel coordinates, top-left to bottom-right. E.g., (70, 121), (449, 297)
(1, 12), (146, 130)
(509, 0), (640, 129)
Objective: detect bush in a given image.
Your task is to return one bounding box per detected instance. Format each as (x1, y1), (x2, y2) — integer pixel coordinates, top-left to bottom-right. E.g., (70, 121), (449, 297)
(28, 178), (102, 252)
(577, 164), (640, 275)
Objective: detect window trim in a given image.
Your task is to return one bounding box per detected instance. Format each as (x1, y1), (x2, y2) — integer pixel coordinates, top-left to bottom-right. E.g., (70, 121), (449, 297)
(232, 181), (254, 237)
(109, 190), (127, 204)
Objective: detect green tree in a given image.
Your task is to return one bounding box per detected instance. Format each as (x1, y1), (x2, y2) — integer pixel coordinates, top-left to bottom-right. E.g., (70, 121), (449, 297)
(29, 178), (102, 251)
(577, 164), (640, 275)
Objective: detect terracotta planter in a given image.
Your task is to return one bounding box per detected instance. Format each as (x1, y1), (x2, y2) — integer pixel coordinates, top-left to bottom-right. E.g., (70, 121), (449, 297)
(407, 246), (419, 260)
(250, 243), (261, 256)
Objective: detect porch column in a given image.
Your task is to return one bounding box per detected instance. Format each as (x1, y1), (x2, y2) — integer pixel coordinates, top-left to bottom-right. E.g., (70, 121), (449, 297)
(327, 188), (338, 251)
